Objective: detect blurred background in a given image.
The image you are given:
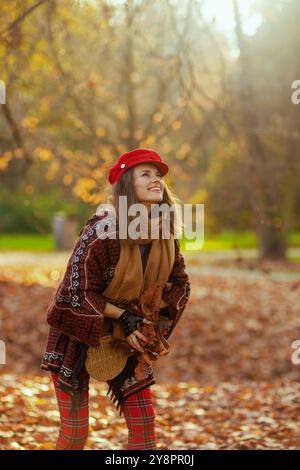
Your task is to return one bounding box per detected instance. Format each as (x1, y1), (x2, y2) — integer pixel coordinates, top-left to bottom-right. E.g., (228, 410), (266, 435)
(1, 0), (300, 450)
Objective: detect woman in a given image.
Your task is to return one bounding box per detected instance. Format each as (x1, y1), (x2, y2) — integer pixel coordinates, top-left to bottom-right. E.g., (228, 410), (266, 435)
(40, 148), (191, 450)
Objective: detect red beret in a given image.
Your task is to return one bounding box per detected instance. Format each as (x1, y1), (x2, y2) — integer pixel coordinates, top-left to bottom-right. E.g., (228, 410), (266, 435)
(108, 148), (169, 185)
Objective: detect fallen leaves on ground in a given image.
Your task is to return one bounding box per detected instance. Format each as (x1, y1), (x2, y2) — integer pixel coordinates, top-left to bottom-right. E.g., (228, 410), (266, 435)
(1, 252), (300, 449)
(0, 373), (300, 450)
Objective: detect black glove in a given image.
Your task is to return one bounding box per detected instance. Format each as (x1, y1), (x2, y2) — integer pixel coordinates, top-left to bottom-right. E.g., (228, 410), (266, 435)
(159, 307), (170, 318)
(119, 309), (144, 337)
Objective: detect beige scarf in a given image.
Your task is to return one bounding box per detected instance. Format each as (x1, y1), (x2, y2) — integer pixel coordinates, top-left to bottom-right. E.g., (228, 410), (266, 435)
(100, 211), (175, 370)
(101, 208), (175, 308)
(102, 236), (175, 307)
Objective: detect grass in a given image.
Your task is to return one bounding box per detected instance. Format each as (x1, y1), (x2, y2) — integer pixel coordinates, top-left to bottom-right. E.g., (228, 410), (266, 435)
(180, 230), (300, 251)
(0, 230), (299, 252)
(0, 234), (55, 251)
(289, 232), (300, 247)
(180, 230), (257, 251)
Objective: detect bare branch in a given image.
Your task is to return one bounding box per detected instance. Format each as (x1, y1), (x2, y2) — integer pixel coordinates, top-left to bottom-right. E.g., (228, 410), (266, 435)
(45, 2), (120, 155)
(1, 99), (31, 164)
(0, 0), (51, 39)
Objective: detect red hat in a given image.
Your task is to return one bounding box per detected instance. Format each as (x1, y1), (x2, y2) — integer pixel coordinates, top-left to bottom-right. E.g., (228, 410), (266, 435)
(108, 148), (169, 185)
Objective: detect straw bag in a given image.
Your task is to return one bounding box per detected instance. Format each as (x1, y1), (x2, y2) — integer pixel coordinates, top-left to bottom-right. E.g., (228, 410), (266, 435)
(85, 335), (131, 382)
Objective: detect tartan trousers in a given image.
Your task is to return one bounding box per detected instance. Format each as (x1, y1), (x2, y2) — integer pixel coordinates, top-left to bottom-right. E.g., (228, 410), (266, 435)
(51, 372), (157, 450)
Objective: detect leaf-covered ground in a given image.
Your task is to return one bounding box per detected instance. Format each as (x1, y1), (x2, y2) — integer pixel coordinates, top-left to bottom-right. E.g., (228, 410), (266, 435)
(1, 252), (300, 449)
(1, 373), (300, 450)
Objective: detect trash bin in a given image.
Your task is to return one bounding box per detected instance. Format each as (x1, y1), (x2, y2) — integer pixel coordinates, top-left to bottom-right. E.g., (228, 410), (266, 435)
(52, 212), (78, 250)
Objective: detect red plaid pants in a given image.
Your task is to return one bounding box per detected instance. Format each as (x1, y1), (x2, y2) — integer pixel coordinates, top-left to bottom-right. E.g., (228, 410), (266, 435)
(51, 372), (157, 450)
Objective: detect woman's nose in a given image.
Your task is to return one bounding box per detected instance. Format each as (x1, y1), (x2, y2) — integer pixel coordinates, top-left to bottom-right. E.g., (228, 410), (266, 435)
(151, 176), (161, 184)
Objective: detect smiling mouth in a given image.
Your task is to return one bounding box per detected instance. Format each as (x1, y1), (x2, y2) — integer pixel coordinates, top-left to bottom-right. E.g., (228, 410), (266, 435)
(148, 187), (161, 192)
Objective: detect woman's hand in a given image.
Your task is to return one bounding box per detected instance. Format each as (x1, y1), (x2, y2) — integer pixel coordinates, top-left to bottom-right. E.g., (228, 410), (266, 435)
(126, 329), (149, 353)
(118, 310), (152, 352)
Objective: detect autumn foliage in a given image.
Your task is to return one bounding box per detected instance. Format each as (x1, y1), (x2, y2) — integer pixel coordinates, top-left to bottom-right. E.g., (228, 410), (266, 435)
(1, 252), (300, 449)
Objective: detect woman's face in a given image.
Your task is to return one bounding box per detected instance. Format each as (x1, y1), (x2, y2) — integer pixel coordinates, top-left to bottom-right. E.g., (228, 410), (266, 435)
(132, 163), (164, 206)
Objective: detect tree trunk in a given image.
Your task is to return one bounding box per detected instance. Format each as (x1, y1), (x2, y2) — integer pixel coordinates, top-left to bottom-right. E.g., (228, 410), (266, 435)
(257, 222), (287, 260)
(232, 0), (287, 260)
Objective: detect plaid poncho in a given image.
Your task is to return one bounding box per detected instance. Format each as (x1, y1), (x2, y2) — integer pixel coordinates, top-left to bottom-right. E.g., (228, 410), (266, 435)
(40, 211), (191, 413)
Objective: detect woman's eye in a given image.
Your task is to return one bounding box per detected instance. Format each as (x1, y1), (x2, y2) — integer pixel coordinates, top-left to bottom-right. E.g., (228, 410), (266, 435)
(142, 173), (161, 177)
